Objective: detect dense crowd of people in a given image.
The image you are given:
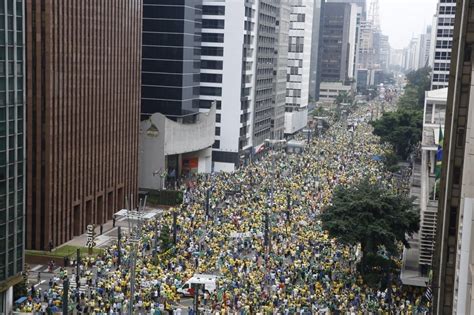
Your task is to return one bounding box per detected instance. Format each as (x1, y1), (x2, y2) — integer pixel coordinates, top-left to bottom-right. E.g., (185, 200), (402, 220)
(17, 104), (429, 314)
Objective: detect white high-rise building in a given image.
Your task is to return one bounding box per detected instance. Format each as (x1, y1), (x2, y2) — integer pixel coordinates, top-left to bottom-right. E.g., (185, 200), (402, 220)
(428, 14), (438, 69)
(199, 1), (290, 171)
(431, 0), (456, 90)
(285, 0), (314, 135)
(418, 26), (433, 69)
(199, 0), (259, 172)
(409, 36), (422, 71)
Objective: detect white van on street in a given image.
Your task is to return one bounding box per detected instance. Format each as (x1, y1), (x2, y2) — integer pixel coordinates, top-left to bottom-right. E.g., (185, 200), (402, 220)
(177, 274), (220, 296)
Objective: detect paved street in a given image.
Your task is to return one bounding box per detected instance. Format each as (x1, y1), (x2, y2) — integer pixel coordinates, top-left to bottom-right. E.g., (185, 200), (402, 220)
(16, 103), (429, 314)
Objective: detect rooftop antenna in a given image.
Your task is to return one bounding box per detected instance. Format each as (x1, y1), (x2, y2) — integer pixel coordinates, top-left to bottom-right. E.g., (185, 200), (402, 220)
(368, 0), (381, 31)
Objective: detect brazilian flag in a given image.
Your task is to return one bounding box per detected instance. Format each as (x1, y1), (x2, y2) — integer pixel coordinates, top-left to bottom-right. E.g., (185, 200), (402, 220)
(435, 127), (444, 179)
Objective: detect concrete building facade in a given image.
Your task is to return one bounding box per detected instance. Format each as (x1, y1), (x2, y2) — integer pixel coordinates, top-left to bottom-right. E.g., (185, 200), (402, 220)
(141, 0), (202, 118)
(272, 1), (290, 140)
(139, 106), (216, 190)
(199, 0), (259, 172)
(252, 0), (280, 146)
(431, 0), (456, 90)
(0, 0), (25, 312)
(139, 0), (213, 184)
(26, 0), (142, 250)
(284, 0), (314, 135)
(319, 2), (354, 83)
(309, 0), (323, 101)
(419, 88), (447, 269)
(432, 0), (474, 313)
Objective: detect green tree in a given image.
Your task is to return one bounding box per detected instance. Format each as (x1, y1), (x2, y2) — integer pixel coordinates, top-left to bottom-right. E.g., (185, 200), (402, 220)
(397, 86), (420, 110)
(383, 151), (401, 173)
(370, 109), (423, 160)
(404, 67), (431, 107)
(320, 178), (419, 276)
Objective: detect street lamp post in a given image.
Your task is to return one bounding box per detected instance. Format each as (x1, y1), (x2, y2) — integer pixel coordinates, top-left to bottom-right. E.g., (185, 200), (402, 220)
(173, 209), (178, 245)
(62, 278), (69, 314)
(76, 248), (81, 299)
(125, 195), (146, 315)
(117, 226), (122, 266)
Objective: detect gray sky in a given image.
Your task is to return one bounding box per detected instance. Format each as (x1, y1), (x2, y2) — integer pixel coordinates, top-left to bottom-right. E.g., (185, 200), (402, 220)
(379, 0), (438, 49)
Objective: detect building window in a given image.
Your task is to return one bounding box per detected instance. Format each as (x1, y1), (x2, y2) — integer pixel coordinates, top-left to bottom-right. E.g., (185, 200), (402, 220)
(199, 100), (221, 109)
(200, 60), (223, 70)
(200, 87), (222, 96)
(215, 127), (220, 136)
(202, 5), (225, 16)
(201, 46), (224, 56)
(202, 33), (224, 43)
(202, 19), (225, 29)
(200, 73), (222, 83)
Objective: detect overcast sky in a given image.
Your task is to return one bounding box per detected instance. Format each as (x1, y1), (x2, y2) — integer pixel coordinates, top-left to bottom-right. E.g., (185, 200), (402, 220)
(379, 0), (439, 49)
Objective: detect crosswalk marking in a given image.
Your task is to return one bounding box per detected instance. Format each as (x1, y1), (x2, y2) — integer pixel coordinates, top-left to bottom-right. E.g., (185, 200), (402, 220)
(31, 265), (43, 271)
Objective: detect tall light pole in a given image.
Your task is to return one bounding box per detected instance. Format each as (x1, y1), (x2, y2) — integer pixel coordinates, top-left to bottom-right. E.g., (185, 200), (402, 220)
(125, 195), (146, 315)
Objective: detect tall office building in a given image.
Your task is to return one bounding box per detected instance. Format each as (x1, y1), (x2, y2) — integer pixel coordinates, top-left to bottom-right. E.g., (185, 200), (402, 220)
(198, 0), (259, 171)
(252, 0), (279, 146)
(26, 1), (142, 250)
(309, 0), (323, 102)
(285, 0), (314, 135)
(327, 0), (366, 18)
(405, 36), (422, 71)
(319, 2), (358, 83)
(272, 1), (290, 140)
(431, 0), (456, 90)
(389, 48), (405, 69)
(141, 0), (201, 118)
(418, 26), (433, 69)
(378, 34), (390, 71)
(432, 1), (474, 313)
(0, 0), (25, 312)
(139, 0), (216, 187)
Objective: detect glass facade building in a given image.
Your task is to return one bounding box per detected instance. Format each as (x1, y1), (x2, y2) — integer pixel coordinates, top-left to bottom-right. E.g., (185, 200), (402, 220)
(141, 0), (202, 118)
(0, 0), (25, 311)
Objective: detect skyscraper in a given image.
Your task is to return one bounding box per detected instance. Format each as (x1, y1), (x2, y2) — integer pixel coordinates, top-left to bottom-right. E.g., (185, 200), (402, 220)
(0, 0), (25, 312)
(252, 0), (280, 146)
(272, 1), (290, 140)
(431, 0), (456, 90)
(319, 2), (357, 83)
(285, 0), (314, 135)
(141, 0), (202, 118)
(138, 0), (216, 186)
(26, 1), (142, 250)
(198, 0), (259, 171)
(309, 0), (323, 101)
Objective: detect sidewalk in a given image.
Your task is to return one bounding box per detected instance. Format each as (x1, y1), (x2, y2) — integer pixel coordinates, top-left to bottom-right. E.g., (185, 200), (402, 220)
(59, 206), (164, 250)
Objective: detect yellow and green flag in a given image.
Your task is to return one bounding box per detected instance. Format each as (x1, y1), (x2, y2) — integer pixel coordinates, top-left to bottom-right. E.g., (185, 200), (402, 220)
(435, 127), (444, 179)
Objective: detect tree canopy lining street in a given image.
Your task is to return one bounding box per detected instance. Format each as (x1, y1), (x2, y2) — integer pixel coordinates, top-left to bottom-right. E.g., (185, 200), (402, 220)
(321, 178), (419, 275)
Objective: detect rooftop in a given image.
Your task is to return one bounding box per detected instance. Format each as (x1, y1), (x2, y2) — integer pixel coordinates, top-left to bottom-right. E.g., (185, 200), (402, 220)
(425, 87), (448, 102)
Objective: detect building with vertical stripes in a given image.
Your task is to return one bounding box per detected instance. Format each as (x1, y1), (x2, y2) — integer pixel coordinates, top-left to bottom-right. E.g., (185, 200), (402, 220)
(26, 0), (142, 250)
(432, 0), (474, 313)
(0, 0), (25, 312)
(284, 0), (314, 135)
